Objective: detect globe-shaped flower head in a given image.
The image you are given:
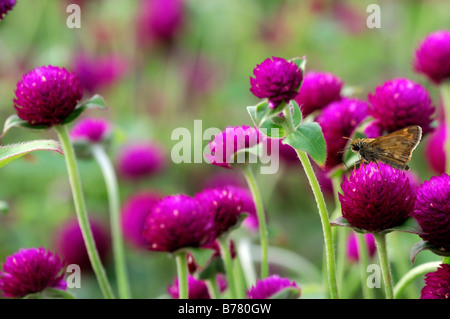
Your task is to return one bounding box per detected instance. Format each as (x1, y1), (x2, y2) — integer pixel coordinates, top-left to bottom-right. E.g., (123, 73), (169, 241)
(411, 174), (450, 251)
(414, 30), (450, 85)
(13, 65), (83, 127)
(117, 142), (166, 180)
(0, 0), (16, 20)
(247, 275), (301, 299)
(339, 163), (415, 232)
(0, 248), (66, 298)
(421, 264), (450, 299)
(70, 117), (111, 143)
(250, 57), (303, 109)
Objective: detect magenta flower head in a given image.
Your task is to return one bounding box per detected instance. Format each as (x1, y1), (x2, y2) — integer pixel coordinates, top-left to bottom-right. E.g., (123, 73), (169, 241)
(121, 191), (162, 248)
(367, 78), (434, 137)
(117, 142), (166, 180)
(339, 163), (415, 232)
(70, 117), (111, 144)
(250, 57), (303, 109)
(206, 125), (265, 169)
(247, 275), (301, 299)
(13, 65), (83, 127)
(0, 247), (66, 298)
(225, 186), (258, 232)
(168, 275), (210, 299)
(346, 232), (376, 263)
(425, 123), (446, 174)
(54, 218), (110, 271)
(411, 174), (450, 251)
(421, 264), (450, 299)
(294, 71), (344, 117)
(0, 0), (16, 20)
(316, 98), (369, 171)
(141, 194), (213, 252)
(414, 30), (450, 85)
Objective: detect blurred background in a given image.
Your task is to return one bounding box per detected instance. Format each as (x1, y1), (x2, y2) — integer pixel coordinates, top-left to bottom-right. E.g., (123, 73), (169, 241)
(0, 0), (448, 299)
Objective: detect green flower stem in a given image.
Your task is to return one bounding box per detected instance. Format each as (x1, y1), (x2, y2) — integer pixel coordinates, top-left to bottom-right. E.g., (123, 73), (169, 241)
(394, 261), (441, 299)
(373, 233), (394, 299)
(242, 165), (269, 279)
(91, 144), (131, 299)
(54, 125), (115, 299)
(441, 81), (450, 175)
(234, 255), (248, 299)
(295, 150), (339, 299)
(206, 278), (220, 299)
(175, 251), (188, 299)
(218, 237), (238, 299)
(331, 175), (346, 294)
(355, 233), (374, 299)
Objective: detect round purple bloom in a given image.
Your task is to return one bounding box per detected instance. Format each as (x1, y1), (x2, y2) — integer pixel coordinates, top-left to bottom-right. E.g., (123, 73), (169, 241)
(141, 194), (214, 252)
(316, 98), (369, 170)
(411, 174), (450, 251)
(206, 125), (265, 169)
(367, 78), (435, 136)
(294, 71), (344, 117)
(421, 264), (450, 299)
(168, 274), (227, 299)
(346, 232), (376, 263)
(70, 117), (111, 143)
(117, 142), (166, 180)
(13, 65), (83, 127)
(250, 57), (303, 109)
(414, 30), (450, 85)
(0, 0), (16, 20)
(0, 247), (66, 298)
(247, 275), (300, 299)
(121, 191), (162, 248)
(339, 163), (415, 232)
(425, 123), (446, 174)
(54, 218), (110, 271)
(225, 186), (258, 232)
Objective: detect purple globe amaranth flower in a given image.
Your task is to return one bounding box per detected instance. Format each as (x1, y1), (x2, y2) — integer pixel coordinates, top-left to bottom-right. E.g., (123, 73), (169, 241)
(0, 247), (66, 298)
(367, 78), (435, 136)
(54, 218), (110, 271)
(168, 274), (227, 299)
(339, 163), (415, 232)
(225, 186), (258, 232)
(346, 232), (376, 263)
(13, 65), (83, 127)
(414, 30), (450, 85)
(117, 142), (166, 180)
(206, 125), (265, 169)
(141, 194), (214, 252)
(250, 56), (303, 109)
(247, 275), (301, 299)
(70, 117), (111, 143)
(316, 98), (369, 170)
(421, 264), (450, 299)
(411, 174), (450, 251)
(0, 0), (16, 20)
(121, 191), (162, 248)
(294, 71), (344, 117)
(425, 123), (446, 174)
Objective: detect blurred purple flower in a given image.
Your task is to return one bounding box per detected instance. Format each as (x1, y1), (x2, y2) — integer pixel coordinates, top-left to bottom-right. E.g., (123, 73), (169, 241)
(13, 65), (83, 127)
(201, 172), (245, 190)
(278, 138), (299, 166)
(425, 123), (446, 174)
(367, 78), (435, 136)
(414, 30), (450, 85)
(121, 191), (162, 248)
(316, 98), (369, 170)
(411, 174), (450, 251)
(0, 0), (16, 20)
(346, 232), (376, 263)
(294, 71), (344, 117)
(0, 247), (66, 298)
(250, 57), (303, 109)
(339, 163), (415, 232)
(225, 186), (258, 232)
(421, 264), (450, 299)
(168, 274), (226, 299)
(141, 194), (214, 252)
(54, 218), (110, 271)
(247, 275), (300, 299)
(117, 142), (166, 180)
(70, 117), (111, 143)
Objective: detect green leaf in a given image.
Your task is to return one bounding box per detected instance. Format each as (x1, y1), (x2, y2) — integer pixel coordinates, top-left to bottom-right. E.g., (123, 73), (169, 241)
(269, 287), (301, 299)
(197, 257), (226, 281)
(0, 140), (63, 168)
(290, 56), (307, 73)
(259, 120), (285, 138)
(0, 200), (8, 215)
(289, 100), (302, 128)
(1, 115), (49, 137)
(62, 94), (108, 125)
(385, 217), (423, 235)
(330, 216), (365, 234)
(410, 241), (450, 265)
(282, 122), (326, 166)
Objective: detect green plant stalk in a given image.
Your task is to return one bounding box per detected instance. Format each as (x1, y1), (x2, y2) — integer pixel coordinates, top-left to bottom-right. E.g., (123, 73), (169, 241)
(91, 144), (131, 299)
(331, 175), (346, 294)
(242, 165), (269, 279)
(441, 81), (450, 175)
(175, 251), (188, 299)
(234, 255), (248, 299)
(206, 278), (220, 299)
(394, 261), (441, 298)
(373, 233), (394, 299)
(389, 233), (417, 298)
(55, 125), (115, 299)
(218, 237), (238, 298)
(355, 233), (375, 299)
